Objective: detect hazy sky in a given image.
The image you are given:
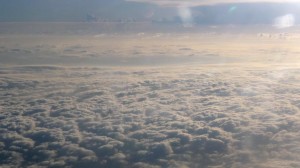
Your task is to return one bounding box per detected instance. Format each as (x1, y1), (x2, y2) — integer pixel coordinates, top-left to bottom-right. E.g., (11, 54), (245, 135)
(127, 0), (300, 6)
(0, 0), (299, 24)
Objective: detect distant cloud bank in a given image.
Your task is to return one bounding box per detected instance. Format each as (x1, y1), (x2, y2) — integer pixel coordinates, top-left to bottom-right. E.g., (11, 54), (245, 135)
(126, 0), (300, 6)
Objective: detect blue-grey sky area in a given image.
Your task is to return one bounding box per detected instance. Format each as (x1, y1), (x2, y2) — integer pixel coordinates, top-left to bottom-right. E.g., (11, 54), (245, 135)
(0, 0), (300, 24)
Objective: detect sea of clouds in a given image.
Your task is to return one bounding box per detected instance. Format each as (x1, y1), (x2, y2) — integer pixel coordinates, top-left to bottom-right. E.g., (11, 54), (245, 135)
(1, 65), (300, 167)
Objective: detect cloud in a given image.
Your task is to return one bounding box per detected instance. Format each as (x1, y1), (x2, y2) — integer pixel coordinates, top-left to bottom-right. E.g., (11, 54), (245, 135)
(126, 0), (300, 7)
(1, 60), (300, 167)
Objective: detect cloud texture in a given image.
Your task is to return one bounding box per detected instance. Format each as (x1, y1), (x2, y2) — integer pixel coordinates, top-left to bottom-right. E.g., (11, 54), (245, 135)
(1, 65), (300, 167)
(1, 25), (300, 167)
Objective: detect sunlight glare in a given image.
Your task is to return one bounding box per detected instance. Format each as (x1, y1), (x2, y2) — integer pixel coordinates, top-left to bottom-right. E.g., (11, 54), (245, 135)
(178, 6), (194, 27)
(228, 6), (237, 13)
(273, 14), (295, 29)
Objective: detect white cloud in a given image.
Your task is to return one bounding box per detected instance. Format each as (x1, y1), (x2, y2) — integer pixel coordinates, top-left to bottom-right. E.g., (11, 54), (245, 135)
(2, 64), (300, 167)
(126, 0), (300, 7)
(2, 33), (300, 167)
(273, 14), (295, 28)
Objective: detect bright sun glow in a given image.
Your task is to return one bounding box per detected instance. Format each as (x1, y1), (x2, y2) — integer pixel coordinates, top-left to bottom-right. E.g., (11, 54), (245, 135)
(273, 14), (295, 28)
(178, 6), (194, 27)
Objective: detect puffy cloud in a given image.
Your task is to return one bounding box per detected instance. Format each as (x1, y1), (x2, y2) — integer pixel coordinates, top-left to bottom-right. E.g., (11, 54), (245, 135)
(1, 65), (300, 167)
(25, 129), (65, 144)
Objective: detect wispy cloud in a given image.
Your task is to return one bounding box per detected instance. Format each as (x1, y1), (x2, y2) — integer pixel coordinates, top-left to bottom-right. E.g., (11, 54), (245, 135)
(126, 0), (300, 7)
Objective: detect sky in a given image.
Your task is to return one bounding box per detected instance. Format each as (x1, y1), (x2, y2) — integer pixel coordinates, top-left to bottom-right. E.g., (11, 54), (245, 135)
(0, 0), (300, 24)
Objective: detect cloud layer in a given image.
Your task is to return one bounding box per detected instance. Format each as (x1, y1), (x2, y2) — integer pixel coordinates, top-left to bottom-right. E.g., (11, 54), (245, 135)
(127, 0), (300, 6)
(1, 64), (300, 167)
(2, 28), (300, 66)
(1, 27), (300, 167)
